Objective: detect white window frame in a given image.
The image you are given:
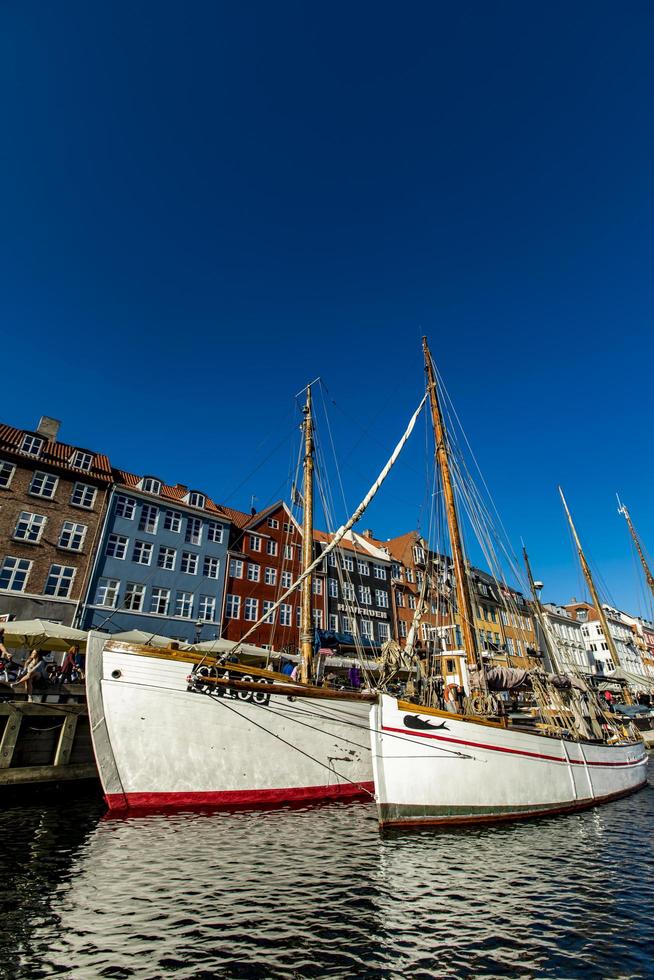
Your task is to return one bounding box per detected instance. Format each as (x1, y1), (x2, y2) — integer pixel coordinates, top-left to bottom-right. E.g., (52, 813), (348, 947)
(0, 460), (16, 489)
(181, 551), (199, 575)
(378, 622), (390, 643)
(139, 504), (159, 534)
(70, 482), (96, 509)
(21, 434), (43, 456)
(249, 534), (262, 552)
(164, 510), (182, 532)
(341, 555), (354, 572)
(373, 564), (387, 580)
(225, 594), (241, 619)
(106, 533), (129, 560)
(198, 594), (216, 622)
(124, 581), (146, 611)
(207, 521), (224, 543)
(188, 492), (205, 509)
(264, 567), (277, 586)
(0, 556), (32, 592)
(357, 560), (369, 576)
(244, 597), (259, 621)
(141, 477), (162, 495)
(329, 613), (339, 632)
(58, 520), (88, 552)
(186, 517), (203, 546)
(247, 563), (260, 582)
(132, 539), (153, 565)
(266, 539), (278, 556)
(157, 546), (176, 570)
(29, 470), (58, 499)
(341, 615), (353, 634)
(95, 577), (120, 607)
(175, 591), (194, 618)
(375, 589), (389, 608)
(203, 555), (220, 579)
(280, 603), (292, 627)
(115, 495), (136, 519)
(150, 587), (170, 615)
(359, 586), (372, 606)
(229, 558), (244, 579)
(328, 578), (338, 598)
(13, 511), (47, 544)
(43, 564), (76, 598)
(281, 571), (292, 589)
(70, 450), (93, 471)
(267, 517), (279, 529)
(262, 600), (275, 624)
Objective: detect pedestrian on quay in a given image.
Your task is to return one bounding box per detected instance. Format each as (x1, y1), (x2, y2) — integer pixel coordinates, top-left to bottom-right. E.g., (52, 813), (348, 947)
(13, 649), (50, 698)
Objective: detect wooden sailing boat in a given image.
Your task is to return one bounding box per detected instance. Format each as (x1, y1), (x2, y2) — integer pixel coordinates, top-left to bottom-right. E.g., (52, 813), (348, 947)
(370, 339), (647, 828)
(86, 384), (425, 812)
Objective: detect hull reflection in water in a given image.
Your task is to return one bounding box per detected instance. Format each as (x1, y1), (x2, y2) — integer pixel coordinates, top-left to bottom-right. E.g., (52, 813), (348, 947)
(6, 771), (652, 979)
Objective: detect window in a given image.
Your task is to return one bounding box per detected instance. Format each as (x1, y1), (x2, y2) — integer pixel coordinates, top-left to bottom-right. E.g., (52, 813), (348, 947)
(71, 483), (96, 509)
(207, 521), (224, 543)
(249, 535), (261, 552)
(245, 597), (259, 621)
(158, 546), (176, 570)
(0, 460), (16, 489)
(106, 533), (128, 559)
(141, 477), (161, 495)
(175, 591), (194, 618)
(203, 555), (220, 579)
(71, 451), (93, 471)
(329, 614), (339, 632)
(58, 521), (87, 552)
(186, 517), (203, 545)
(115, 495), (136, 519)
(189, 492), (205, 509)
(150, 587), (170, 615)
(284, 544), (293, 560)
(357, 560), (369, 576)
(198, 595), (216, 622)
(263, 600), (275, 624)
(405, 569), (414, 584)
(361, 620), (373, 639)
(421, 623), (430, 641)
(283, 521), (294, 534)
(399, 621), (407, 638)
(395, 592), (404, 607)
(21, 434), (43, 456)
(95, 578), (120, 607)
(328, 553), (337, 567)
(181, 551), (198, 575)
(0, 556), (32, 592)
(413, 546), (426, 565)
(132, 539), (153, 565)
(328, 578), (338, 598)
(313, 609), (323, 628)
(376, 589), (389, 608)
(229, 558), (244, 579)
(359, 586), (371, 606)
(343, 582), (355, 602)
(408, 595), (417, 610)
(123, 582), (145, 611)
(313, 578), (323, 595)
(342, 615), (353, 634)
(139, 505), (159, 534)
(266, 539), (278, 556)
(247, 563), (260, 582)
(267, 517), (279, 529)
(225, 594), (241, 619)
(341, 555), (354, 572)
(378, 622), (390, 643)
(164, 510), (182, 532)
(265, 567), (277, 586)
(391, 562), (401, 579)
(43, 564), (75, 598)
(281, 571), (292, 589)
(14, 511), (46, 543)
(296, 605), (302, 627)
(29, 471), (58, 498)
(416, 571), (423, 586)
(373, 564), (387, 580)
(280, 603), (292, 627)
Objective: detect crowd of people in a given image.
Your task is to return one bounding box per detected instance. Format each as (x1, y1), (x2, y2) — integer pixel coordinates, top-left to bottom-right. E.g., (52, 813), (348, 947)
(0, 631), (84, 695)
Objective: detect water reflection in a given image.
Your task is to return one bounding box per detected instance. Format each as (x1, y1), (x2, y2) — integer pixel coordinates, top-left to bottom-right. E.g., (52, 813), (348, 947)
(1, 770), (652, 979)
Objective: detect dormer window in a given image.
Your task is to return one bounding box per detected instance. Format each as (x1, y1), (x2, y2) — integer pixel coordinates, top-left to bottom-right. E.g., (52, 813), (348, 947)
(188, 491), (205, 509)
(21, 434), (43, 457)
(141, 477), (162, 495)
(70, 450), (93, 471)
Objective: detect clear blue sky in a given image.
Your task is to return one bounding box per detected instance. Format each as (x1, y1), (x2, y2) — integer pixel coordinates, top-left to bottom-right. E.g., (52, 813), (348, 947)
(2, 2), (653, 615)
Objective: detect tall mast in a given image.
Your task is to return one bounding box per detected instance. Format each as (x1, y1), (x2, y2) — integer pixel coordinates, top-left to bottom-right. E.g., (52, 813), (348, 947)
(423, 337), (481, 674)
(617, 497), (654, 600)
(559, 487), (632, 703)
(522, 544), (561, 674)
(299, 385), (315, 684)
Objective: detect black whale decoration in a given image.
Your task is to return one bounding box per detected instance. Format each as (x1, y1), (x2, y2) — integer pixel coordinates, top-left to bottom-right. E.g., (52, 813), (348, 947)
(403, 715), (449, 731)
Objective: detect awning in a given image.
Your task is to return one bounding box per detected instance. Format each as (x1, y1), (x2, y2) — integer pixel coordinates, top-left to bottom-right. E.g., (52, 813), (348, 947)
(0, 619), (87, 652)
(609, 666), (654, 692)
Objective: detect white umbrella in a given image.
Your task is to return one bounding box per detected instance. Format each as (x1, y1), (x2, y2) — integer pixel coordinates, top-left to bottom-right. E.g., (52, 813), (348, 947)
(109, 629), (183, 648)
(0, 619), (87, 653)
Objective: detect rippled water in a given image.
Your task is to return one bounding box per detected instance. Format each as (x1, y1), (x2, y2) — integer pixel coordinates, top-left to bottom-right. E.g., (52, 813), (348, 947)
(1, 766), (653, 979)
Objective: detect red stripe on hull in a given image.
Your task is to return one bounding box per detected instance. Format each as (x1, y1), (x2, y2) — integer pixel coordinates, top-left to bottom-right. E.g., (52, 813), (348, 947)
(379, 779), (649, 829)
(105, 780), (375, 813)
(382, 726), (647, 768)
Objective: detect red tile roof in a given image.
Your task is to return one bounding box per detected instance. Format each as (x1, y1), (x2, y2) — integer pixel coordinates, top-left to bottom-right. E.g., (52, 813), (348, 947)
(115, 469), (230, 517)
(0, 423), (112, 482)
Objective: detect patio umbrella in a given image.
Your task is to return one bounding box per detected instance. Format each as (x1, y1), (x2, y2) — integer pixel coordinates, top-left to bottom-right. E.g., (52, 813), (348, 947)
(0, 619), (88, 653)
(109, 629), (182, 648)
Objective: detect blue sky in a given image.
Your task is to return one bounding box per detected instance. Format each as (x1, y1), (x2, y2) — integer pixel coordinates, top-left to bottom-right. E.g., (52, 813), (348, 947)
(2, 2), (653, 615)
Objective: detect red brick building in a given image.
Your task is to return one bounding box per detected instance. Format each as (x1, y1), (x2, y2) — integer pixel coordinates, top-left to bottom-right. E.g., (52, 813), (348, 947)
(220, 501), (327, 652)
(0, 417), (113, 625)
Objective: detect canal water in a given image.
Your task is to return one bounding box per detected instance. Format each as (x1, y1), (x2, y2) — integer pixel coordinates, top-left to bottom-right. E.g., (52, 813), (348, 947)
(1, 771), (653, 979)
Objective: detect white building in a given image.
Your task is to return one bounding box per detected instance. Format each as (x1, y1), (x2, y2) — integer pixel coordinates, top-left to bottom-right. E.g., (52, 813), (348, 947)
(566, 601), (643, 676)
(539, 603), (591, 673)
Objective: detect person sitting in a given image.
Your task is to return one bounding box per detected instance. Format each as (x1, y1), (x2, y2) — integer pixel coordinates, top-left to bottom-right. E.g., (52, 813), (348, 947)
(59, 647), (77, 685)
(13, 650), (50, 698)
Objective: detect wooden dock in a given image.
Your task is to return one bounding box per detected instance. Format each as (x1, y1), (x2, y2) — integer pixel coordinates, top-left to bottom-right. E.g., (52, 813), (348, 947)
(0, 694), (97, 789)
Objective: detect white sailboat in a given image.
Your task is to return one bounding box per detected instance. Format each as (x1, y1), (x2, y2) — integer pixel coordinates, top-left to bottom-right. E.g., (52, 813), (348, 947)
(86, 385), (426, 812)
(370, 339), (648, 829)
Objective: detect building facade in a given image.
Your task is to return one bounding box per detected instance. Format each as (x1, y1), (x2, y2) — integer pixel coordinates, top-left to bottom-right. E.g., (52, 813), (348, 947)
(385, 532), (444, 646)
(565, 601), (644, 676)
(0, 417), (113, 625)
(538, 603), (591, 673)
(81, 473), (231, 643)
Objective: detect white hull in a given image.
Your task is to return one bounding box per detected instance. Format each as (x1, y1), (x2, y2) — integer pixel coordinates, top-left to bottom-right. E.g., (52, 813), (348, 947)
(371, 695), (649, 827)
(86, 636), (373, 812)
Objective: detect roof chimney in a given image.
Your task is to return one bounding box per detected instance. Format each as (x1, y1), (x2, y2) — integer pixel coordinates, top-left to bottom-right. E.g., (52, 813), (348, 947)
(363, 529), (374, 539)
(36, 416), (61, 442)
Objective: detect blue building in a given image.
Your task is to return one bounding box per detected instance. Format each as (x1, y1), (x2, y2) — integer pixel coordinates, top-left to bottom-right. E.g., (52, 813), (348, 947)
(81, 471), (231, 643)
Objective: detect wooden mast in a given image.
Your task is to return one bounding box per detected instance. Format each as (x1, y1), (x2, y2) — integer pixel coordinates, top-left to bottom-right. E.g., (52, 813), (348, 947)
(522, 544), (561, 674)
(299, 385), (315, 684)
(617, 497), (654, 600)
(423, 337), (481, 676)
(559, 487), (632, 703)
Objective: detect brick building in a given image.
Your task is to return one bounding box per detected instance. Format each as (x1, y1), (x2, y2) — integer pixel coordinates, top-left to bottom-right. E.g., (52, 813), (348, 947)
(385, 531), (445, 645)
(220, 501), (327, 652)
(0, 417), (113, 625)
(81, 473), (232, 643)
